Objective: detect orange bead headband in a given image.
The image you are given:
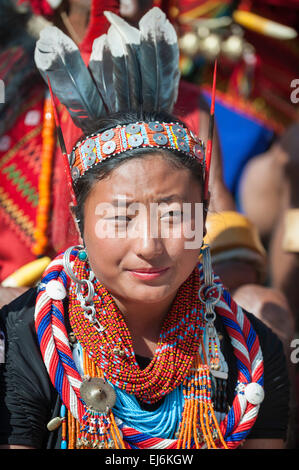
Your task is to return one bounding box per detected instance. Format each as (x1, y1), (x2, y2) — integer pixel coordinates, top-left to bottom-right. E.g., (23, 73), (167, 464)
(69, 121), (206, 181)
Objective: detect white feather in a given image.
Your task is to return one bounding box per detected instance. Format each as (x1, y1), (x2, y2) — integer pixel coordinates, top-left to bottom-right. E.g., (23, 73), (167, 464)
(138, 7), (180, 113)
(104, 11), (142, 111)
(89, 34), (116, 113)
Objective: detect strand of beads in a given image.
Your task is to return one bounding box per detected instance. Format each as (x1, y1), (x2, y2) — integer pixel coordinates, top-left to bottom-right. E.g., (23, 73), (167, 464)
(112, 383), (184, 439)
(176, 338), (228, 450)
(60, 404), (67, 449)
(197, 335), (228, 449)
(68, 348), (126, 449)
(67, 408), (76, 449)
(208, 329), (220, 371)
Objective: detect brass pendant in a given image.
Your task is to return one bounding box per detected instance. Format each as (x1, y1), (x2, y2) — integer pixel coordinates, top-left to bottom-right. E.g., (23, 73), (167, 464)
(80, 376), (116, 413)
(47, 416), (63, 431)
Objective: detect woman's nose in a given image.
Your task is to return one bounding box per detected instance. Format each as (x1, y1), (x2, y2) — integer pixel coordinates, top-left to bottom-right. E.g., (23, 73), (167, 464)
(129, 211), (165, 259)
(135, 233), (165, 259)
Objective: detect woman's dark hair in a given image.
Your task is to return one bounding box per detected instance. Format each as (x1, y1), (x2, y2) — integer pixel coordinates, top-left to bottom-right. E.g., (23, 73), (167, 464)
(72, 110), (206, 236)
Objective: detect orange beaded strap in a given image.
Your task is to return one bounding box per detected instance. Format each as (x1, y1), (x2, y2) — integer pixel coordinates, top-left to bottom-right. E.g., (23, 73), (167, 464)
(32, 93), (56, 256)
(176, 338), (228, 449)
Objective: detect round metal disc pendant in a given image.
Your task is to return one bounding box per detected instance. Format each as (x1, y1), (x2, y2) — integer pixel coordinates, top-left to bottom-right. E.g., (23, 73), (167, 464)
(81, 138), (96, 154)
(128, 134), (143, 147)
(193, 144), (204, 159)
(84, 151), (97, 167)
(101, 129), (115, 142)
(148, 122), (164, 132)
(80, 377), (116, 412)
(153, 133), (168, 146)
(125, 123), (141, 135)
(102, 140), (116, 155)
(177, 138), (189, 152)
(71, 166), (80, 181)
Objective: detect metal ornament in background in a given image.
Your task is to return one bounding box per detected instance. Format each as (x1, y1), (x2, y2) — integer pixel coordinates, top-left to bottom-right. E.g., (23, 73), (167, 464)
(199, 245), (228, 381)
(63, 246), (106, 334)
(179, 18), (248, 64)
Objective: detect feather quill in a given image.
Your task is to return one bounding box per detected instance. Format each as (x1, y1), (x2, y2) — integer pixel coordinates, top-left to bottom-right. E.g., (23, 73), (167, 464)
(34, 26), (106, 131)
(204, 59), (217, 200)
(104, 11), (142, 112)
(89, 34), (116, 113)
(138, 7), (180, 113)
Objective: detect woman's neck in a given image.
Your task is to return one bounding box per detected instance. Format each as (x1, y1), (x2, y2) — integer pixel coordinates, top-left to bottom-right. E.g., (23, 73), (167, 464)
(64, 1), (91, 43)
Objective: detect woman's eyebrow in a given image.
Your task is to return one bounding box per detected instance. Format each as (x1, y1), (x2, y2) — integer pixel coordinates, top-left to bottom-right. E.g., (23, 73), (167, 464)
(110, 194), (185, 206)
(156, 195), (184, 204)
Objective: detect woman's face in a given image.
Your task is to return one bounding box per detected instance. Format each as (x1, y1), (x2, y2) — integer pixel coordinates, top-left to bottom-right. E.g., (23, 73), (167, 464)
(83, 153), (204, 307)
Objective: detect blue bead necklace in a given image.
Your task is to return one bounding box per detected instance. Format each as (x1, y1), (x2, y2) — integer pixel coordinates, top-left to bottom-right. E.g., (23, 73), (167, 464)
(112, 383), (184, 439)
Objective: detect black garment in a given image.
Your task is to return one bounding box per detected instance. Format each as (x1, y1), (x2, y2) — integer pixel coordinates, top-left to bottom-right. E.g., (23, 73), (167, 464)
(0, 287), (289, 448)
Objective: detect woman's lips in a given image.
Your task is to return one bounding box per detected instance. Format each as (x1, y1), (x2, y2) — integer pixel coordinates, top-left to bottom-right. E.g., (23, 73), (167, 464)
(128, 267), (170, 279)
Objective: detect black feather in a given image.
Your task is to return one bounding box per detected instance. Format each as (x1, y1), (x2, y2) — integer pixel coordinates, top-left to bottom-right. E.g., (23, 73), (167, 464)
(139, 7), (180, 113)
(34, 26), (106, 131)
(89, 34), (116, 113)
(104, 11), (142, 112)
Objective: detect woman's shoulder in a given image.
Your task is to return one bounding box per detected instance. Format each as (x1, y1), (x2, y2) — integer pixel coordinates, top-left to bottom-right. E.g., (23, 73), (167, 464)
(0, 287), (38, 336)
(242, 309), (290, 440)
(0, 287), (60, 448)
(243, 309), (286, 361)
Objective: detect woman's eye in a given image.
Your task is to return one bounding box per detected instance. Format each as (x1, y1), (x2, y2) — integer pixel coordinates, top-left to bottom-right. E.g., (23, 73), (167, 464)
(161, 210), (182, 219)
(114, 216), (131, 222)
(106, 216), (131, 222)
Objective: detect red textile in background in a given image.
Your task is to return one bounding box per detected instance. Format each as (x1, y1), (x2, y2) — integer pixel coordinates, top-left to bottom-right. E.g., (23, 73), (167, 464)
(80, 0), (119, 55)
(0, 0), (121, 279)
(0, 218), (36, 282)
(0, 85), (44, 281)
(175, 80), (201, 134)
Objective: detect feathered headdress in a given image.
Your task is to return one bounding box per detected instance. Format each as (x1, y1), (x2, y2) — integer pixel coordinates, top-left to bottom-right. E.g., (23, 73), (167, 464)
(35, 7), (180, 130)
(34, 7), (217, 202)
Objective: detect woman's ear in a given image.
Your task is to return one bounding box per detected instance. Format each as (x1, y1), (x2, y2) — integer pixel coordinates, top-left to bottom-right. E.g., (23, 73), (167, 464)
(70, 204), (84, 245)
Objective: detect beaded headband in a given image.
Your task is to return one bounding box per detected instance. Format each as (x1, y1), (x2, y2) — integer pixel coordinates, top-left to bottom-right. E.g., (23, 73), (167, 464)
(70, 121), (206, 182)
